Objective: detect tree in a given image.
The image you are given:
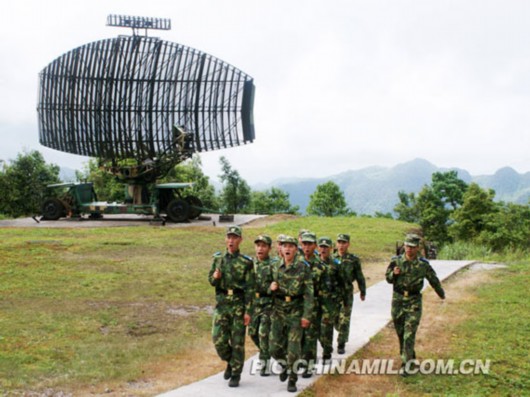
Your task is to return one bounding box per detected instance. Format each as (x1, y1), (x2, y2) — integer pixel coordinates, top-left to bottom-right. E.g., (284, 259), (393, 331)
(218, 156), (251, 214)
(449, 183), (498, 241)
(306, 181), (350, 217)
(415, 186), (451, 244)
(0, 150), (61, 217)
(393, 171), (468, 245)
(165, 155), (219, 211)
(478, 202), (530, 251)
(250, 187), (300, 215)
(431, 170), (468, 210)
(394, 191), (420, 222)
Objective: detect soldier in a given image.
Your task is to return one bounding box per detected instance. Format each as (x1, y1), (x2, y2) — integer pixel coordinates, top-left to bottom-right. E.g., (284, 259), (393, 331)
(208, 225), (254, 387)
(248, 234), (276, 376)
(318, 236), (343, 362)
(274, 234), (286, 260)
(385, 233), (445, 376)
(270, 236), (314, 393)
(299, 232), (327, 378)
(333, 233), (366, 354)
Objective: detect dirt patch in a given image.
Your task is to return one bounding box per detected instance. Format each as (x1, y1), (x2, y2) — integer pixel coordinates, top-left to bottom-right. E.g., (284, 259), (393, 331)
(309, 265), (495, 396)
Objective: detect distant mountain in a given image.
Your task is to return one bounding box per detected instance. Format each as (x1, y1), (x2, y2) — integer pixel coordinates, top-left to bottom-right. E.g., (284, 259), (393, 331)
(255, 159), (529, 215)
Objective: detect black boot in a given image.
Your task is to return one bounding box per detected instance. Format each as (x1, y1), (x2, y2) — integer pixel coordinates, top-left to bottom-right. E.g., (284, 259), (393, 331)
(223, 363), (232, 380)
(260, 365), (270, 377)
(279, 364), (288, 382)
(337, 343), (345, 354)
(228, 375), (240, 387)
(287, 380), (297, 392)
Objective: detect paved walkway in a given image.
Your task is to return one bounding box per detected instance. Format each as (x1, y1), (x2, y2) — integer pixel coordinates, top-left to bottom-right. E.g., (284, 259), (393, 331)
(158, 260), (474, 397)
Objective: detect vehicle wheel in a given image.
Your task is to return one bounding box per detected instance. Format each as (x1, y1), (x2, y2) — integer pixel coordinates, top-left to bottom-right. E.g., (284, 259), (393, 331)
(166, 199), (190, 222)
(41, 198), (65, 220)
(185, 196), (203, 219)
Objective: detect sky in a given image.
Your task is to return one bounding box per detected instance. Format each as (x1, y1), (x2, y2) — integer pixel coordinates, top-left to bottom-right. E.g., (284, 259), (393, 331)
(1, 0), (529, 185)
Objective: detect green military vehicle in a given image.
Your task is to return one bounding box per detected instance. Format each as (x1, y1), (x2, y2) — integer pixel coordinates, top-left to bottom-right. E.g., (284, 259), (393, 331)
(41, 182), (203, 223)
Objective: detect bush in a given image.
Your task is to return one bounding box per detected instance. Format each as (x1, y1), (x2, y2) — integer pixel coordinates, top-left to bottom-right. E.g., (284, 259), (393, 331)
(438, 241), (492, 260)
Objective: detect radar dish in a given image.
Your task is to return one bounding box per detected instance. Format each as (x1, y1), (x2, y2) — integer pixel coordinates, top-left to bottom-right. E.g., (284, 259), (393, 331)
(37, 35), (255, 163)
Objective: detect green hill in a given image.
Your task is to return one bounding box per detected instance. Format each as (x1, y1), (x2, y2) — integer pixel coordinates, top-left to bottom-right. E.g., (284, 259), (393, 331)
(262, 159), (529, 215)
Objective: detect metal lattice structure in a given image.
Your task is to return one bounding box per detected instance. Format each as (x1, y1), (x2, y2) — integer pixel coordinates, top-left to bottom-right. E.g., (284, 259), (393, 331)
(37, 34), (255, 164)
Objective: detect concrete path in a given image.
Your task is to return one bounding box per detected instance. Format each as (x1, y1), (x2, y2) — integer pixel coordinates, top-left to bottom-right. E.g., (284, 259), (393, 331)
(158, 260), (474, 397)
(0, 214), (266, 228)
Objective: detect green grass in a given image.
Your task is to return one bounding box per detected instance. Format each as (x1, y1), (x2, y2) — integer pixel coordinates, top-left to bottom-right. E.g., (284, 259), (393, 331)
(0, 216), (414, 392)
(404, 259), (530, 396)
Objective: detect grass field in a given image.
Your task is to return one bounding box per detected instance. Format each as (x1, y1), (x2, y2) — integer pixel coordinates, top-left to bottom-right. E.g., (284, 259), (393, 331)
(0, 216), (413, 394)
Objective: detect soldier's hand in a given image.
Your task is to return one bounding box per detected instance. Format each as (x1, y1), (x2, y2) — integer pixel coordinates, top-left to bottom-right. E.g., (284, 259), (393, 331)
(360, 294), (366, 301)
(270, 281), (278, 291)
(213, 268), (222, 279)
(301, 318), (311, 328)
(244, 313), (251, 326)
(393, 266), (401, 275)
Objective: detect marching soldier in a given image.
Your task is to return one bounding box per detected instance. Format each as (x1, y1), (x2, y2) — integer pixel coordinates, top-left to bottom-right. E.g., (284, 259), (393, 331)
(333, 233), (366, 354)
(318, 236), (343, 362)
(386, 233), (445, 376)
(270, 236), (314, 393)
(248, 234), (277, 376)
(208, 225), (254, 387)
(299, 232), (327, 378)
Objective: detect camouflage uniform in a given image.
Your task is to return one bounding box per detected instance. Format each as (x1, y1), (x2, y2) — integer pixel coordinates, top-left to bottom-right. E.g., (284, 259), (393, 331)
(333, 248), (366, 347)
(270, 251), (314, 383)
(385, 245), (445, 365)
(248, 255), (277, 364)
(208, 241), (254, 378)
(319, 245), (343, 358)
(301, 254), (326, 370)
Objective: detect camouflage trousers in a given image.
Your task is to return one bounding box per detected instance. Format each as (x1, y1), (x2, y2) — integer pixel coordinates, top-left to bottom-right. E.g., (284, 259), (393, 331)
(391, 294), (422, 364)
(320, 297), (341, 357)
(270, 304), (304, 382)
(248, 300), (272, 361)
(301, 301), (322, 367)
(212, 299), (246, 376)
(335, 289), (353, 345)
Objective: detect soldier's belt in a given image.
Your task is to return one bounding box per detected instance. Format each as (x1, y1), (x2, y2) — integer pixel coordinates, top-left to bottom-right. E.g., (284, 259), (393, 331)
(217, 288), (245, 296)
(394, 289), (421, 297)
(274, 294), (303, 302)
(255, 292), (272, 298)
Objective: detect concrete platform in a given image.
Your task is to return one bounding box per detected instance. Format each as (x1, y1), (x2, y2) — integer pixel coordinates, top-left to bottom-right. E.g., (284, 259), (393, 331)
(158, 260), (474, 397)
(0, 214), (266, 228)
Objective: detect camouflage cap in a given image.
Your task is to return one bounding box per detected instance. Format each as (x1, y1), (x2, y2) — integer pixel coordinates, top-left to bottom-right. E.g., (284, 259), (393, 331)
(301, 232), (317, 243)
(254, 234), (272, 245)
(318, 236), (332, 247)
(404, 233), (421, 247)
(298, 228), (310, 237)
(226, 225), (242, 237)
(337, 233), (350, 242)
(282, 235), (298, 246)
(276, 234), (287, 243)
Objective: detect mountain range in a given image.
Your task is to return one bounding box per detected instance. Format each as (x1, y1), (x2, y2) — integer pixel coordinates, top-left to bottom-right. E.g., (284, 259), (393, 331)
(255, 158), (530, 215)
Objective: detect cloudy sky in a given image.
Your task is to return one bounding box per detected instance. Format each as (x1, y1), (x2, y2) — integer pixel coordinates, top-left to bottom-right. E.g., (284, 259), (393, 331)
(1, 0), (529, 184)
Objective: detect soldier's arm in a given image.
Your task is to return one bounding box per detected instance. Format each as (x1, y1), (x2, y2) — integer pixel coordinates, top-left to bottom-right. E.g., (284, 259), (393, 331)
(354, 258), (367, 297)
(385, 258), (398, 284)
(425, 261), (445, 299)
(245, 260), (256, 317)
(208, 255), (222, 286)
(302, 265), (314, 322)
